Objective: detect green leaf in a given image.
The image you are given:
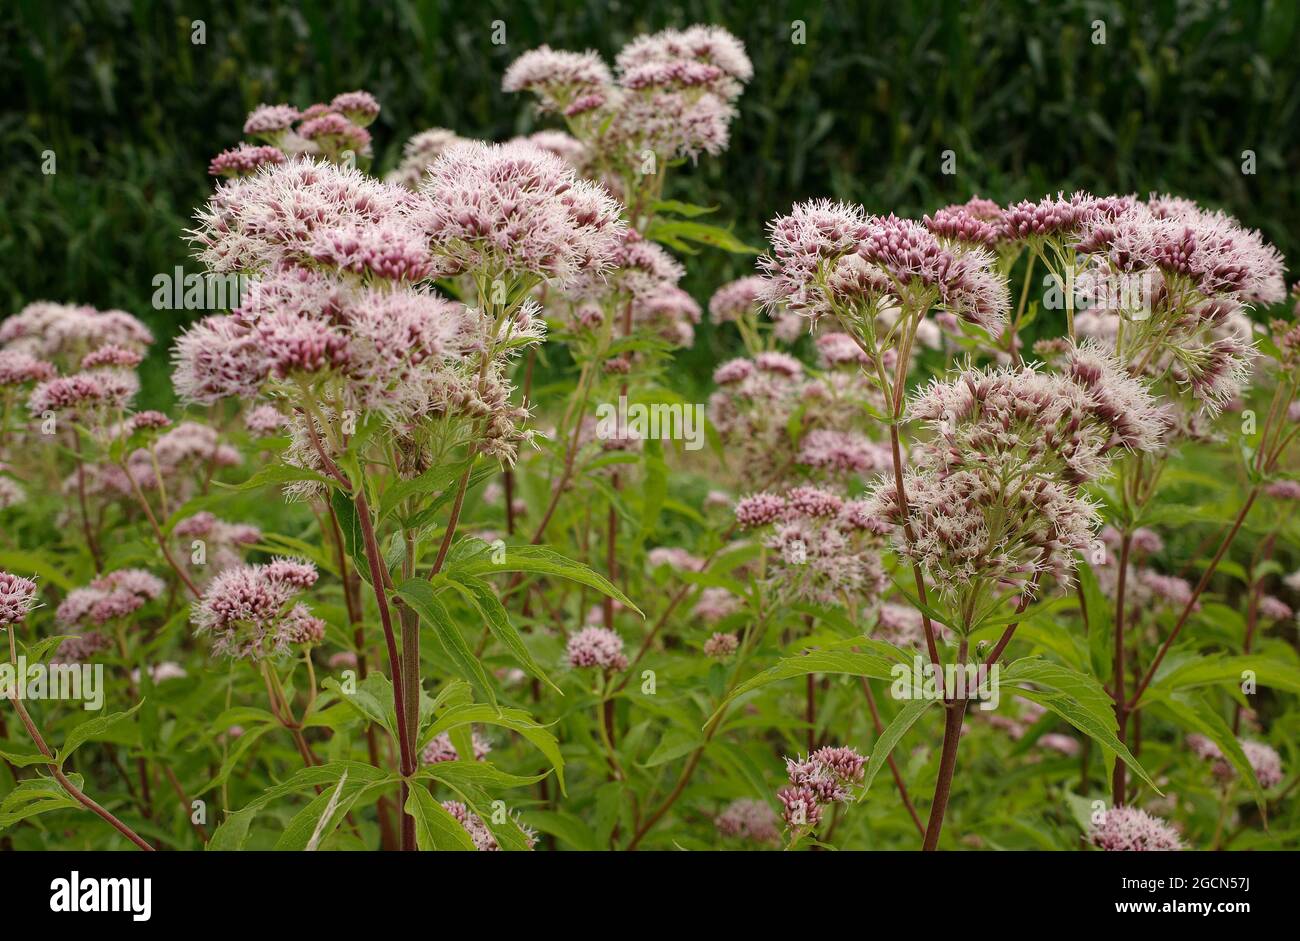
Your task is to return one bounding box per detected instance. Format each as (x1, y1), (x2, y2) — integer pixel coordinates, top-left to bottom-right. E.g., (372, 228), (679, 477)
(1147, 690), (1265, 815)
(207, 805), (256, 850)
(0, 775), (85, 830)
(444, 574), (561, 694)
(710, 647), (901, 726)
(1001, 658), (1116, 722)
(322, 673), (398, 741)
(406, 464), (498, 530)
(520, 810), (596, 850)
(0, 551), (73, 590)
(405, 785), (477, 850)
(417, 760), (548, 791)
(422, 702), (565, 794)
(1003, 659), (1158, 793)
(645, 218), (760, 254)
(860, 697), (938, 799)
(329, 490), (372, 585)
(216, 463), (338, 494)
(56, 702), (144, 766)
(274, 768), (392, 851)
(641, 727), (704, 768)
(19, 634), (72, 665)
(0, 741), (49, 767)
(448, 543), (642, 616)
(1146, 654), (1300, 700)
(396, 579), (497, 706)
(651, 199), (717, 217)
(377, 460), (471, 522)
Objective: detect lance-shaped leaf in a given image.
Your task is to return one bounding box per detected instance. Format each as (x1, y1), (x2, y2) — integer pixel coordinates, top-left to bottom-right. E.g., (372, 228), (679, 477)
(396, 578), (497, 706)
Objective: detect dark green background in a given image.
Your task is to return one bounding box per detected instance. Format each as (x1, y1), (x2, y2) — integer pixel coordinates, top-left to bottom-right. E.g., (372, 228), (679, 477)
(3, 0), (1297, 403)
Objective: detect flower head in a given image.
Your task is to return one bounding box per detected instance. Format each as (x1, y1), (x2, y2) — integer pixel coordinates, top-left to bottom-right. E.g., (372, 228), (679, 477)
(191, 558), (322, 660)
(209, 144), (287, 178)
(413, 141), (626, 286)
(1089, 806), (1184, 851)
(715, 798), (779, 844)
(0, 572), (39, 627)
(566, 626), (628, 671)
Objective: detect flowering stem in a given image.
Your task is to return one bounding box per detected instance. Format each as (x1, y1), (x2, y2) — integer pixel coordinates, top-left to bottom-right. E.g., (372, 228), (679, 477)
(327, 502), (396, 848)
(860, 677), (925, 837)
(529, 357), (597, 545)
(1111, 531), (1133, 806)
(922, 637), (969, 850)
(399, 530), (421, 852)
(298, 417), (414, 836)
(429, 466), (471, 579)
(1006, 252), (1036, 365)
(982, 577), (1039, 667)
(7, 690), (153, 850)
(124, 466), (200, 598)
(1128, 485), (1259, 711)
(70, 432), (103, 572)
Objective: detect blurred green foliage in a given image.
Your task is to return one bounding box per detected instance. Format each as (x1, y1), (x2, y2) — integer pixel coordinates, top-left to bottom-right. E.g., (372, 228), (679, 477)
(3, 0), (1298, 403)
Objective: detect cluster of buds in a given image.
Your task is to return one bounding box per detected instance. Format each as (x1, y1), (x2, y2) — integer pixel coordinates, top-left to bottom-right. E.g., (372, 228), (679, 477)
(776, 745), (867, 832)
(1186, 734), (1285, 789)
(735, 486), (889, 607)
(862, 344), (1165, 612)
(1088, 806), (1184, 851)
(714, 798), (780, 844)
(504, 24), (752, 190)
(211, 90), (380, 176)
(565, 625), (628, 672)
(190, 558), (325, 660)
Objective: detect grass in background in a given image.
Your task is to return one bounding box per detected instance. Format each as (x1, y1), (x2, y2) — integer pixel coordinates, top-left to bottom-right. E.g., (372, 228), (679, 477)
(3, 0), (1297, 405)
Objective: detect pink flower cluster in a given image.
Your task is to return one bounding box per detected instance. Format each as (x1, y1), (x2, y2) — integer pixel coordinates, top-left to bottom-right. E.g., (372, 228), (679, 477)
(691, 588), (742, 625)
(1186, 734), (1285, 788)
(412, 140), (625, 286)
(776, 745), (867, 832)
(0, 571), (39, 627)
(421, 731), (492, 765)
(226, 91), (379, 174)
(759, 200), (1009, 331)
(57, 569), (165, 628)
(702, 631), (739, 659)
(863, 347), (1164, 603)
(191, 558), (325, 660)
(440, 800), (538, 851)
(173, 512), (262, 577)
(1088, 806), (1184, 851)
(565, 625), (629, 671)
(0, 302), (152, 365)
(714, 798), (780, 844)
(734, 486), (889, 606)
(505, 26), (751, 166)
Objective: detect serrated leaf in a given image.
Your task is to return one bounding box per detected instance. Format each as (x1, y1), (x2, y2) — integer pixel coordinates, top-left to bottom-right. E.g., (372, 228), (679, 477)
(444, 574), (561, 694)
(405, 785), (477, 850)
(56, 701), (144, 766)
(710, 647), (901, 726)
(860, 697), (938, 799)
(396, 579), (497, 706)
(215, 463), (338, 494)
(421, 702), (565, 794)
(448, 543), (642, 616)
